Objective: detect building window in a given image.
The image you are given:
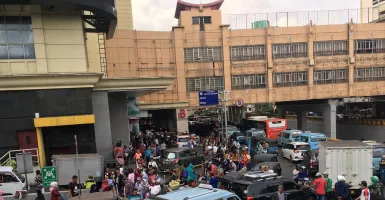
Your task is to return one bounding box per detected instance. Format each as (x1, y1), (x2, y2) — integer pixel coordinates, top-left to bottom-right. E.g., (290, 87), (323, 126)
(314, 41), (348, 56)
(272, 43), (307, 59)
(273, 71), (308, 87)
(192, 16), (211, 24)
(184, 47), (222, 63)
(354, 39), (385, 54)
(231, 74), (267, 89)
(355, 67), (385, 82)
(0, 16), (35, 59)
(314, 69), (348, 84)
(186, 76), (223, 92)
(230, 45), (266, 61)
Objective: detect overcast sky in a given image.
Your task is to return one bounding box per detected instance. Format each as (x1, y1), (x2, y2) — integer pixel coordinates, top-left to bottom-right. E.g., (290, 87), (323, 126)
(132, 0), (361, 30)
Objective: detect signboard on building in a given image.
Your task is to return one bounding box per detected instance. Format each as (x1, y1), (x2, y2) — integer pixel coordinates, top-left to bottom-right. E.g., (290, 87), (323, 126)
(177, 108), (187, 119)
(199, 90), (219, 106)
(42, 166), (57, 187)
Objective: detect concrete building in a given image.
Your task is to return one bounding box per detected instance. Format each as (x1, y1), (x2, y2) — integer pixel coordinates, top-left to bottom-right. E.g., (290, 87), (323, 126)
(361, 0), (385, 22)
(0, 0), (173, 167)
(105, 0), (385, 137)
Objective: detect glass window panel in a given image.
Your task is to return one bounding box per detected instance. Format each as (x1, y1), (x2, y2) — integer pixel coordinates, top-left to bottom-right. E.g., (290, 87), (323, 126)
(7, 31), (22, 44)
(0, 45), (8, 59)
(0, 31), (6, 44)
(22, 31), (33, 44)
(8, 45), (24, 59)
(24, 44), (35, 59)
(21, 16), (32, 30)
(5, 16), (21, 30)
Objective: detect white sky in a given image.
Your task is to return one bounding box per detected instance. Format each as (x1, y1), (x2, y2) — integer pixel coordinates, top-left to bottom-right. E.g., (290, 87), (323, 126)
(132, 0), (361, 31)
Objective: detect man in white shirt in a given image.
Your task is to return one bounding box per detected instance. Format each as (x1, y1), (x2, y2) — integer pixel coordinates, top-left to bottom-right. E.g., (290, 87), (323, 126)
(148, 158), (158, 169)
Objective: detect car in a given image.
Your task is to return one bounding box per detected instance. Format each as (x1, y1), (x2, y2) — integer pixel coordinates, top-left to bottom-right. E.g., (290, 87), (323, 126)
(176, 135), (200, 148)
(221, 171), (279, 199)
(0, 166), (26, 196)
(247, 161), (282, 176)
(297, 133), (327, 149)
(245, 128), (266, 142)
(151, 186), (241, 200)
(277, 129), (303, 146)
(158, 148), (204, 171)
(281, 142), (310, 162)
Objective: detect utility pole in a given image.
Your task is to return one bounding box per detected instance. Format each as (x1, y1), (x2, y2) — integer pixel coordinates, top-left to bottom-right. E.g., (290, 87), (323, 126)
(220, 90), (229, 144)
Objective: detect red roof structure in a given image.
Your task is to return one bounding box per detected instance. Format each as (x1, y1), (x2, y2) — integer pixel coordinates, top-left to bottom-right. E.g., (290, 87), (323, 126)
(174, 0), (224, 19)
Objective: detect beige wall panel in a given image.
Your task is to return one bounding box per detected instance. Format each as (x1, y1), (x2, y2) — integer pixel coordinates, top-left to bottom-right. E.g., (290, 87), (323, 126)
(42, 14), (82, 30)
(45, 45), (86, 59)
(33, 29), (45, 44)
(0, 63), (9, 73)
(10, 62), (28, 73)
(47, 59), (87, 72)
(34, 44), (47, 59)
(44, 30), (84, 44)
(27, 61), (37, 73)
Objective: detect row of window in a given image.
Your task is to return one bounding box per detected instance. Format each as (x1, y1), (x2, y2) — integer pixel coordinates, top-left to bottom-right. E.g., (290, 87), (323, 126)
(184, 39), (385, 63)
(186, 68), (385, 91)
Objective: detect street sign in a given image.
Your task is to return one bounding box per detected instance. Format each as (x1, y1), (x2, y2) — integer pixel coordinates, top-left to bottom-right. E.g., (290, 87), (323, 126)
(199, 90), (219, 106)
(42, 166), (57, 187)
(235, 98), (244, 107)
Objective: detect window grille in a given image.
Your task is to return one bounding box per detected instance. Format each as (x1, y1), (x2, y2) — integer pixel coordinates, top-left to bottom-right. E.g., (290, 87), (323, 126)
(186, 76), (223, 92)
(272, 43), (307, 59)
(230, 45), (266, 61)
(184, 47), (223, 63)
(192, 16), (211, 24)
(273, 71), (308, 87)
(314, 69), (348, 84)
(354, 39), (385, 54)
(355, 67), (385, 82)
(231, 74), (267, 89)
(314, 41), (348, 56)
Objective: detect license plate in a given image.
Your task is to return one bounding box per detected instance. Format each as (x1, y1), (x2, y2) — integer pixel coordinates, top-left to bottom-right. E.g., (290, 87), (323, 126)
(165, 161), (170, 164)
(350, 191), (355, 195)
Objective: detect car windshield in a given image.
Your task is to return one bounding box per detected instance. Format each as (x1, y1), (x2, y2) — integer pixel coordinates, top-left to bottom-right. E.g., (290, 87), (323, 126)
(178, 138), (189, 142)
(311, 136), (326, 142)
(291, 134), (300, 139)
(227, 126), (238, 131)
(296, 145), (310, 151)
(373, 147), (385, 157)
(163, 152), (176, 159)
(235, 132), (245, 136)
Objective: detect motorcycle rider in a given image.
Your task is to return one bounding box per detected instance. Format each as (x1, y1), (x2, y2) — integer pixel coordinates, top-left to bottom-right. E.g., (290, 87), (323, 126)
(369, 176), (384, 200)
(293, 165), (300, 183)
(296, 166), (309, 187)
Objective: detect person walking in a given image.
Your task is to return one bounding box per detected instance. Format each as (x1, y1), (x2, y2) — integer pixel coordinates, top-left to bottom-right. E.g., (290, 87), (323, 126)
(335, 175), (349, 200)
(145, 147), (151, 165)
(313, 172), (326, 200)
(35, 170), (43, 188)
(356, 181), (370, 200)
(272, 185), (286, 200)
(323, 172), (333, 199)
(50, 182), (61, 200)
(68, 175), (80, 198)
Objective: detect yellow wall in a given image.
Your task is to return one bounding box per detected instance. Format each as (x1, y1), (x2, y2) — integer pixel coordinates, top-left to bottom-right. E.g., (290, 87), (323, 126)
(0, 5), (88, 74)
(116, 0), (134, 30)
(105, 6), (385, 108)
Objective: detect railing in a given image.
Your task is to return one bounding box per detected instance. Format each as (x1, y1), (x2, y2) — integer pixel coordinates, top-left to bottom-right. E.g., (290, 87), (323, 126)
(0, 148), (40, 167)
(223, 8), (385, 29)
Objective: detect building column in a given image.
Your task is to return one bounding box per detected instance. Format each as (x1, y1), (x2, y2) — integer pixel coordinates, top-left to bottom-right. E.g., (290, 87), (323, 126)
(108, 92), (129, 145)
(297, 111), (307, 131)
(92, 91), (113, 160)
(372, 103), (377, 118)
(323, 100), (338, 138)
(241, 107), (246, 120)
(36, 127), (46, 167)
(348, 21), (355, 97)
(176, 108), (188, 133)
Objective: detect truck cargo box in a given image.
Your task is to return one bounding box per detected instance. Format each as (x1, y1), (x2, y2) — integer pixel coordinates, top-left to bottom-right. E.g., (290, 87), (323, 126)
(318, 140), (372, 189)
(52, 154), (103, 186)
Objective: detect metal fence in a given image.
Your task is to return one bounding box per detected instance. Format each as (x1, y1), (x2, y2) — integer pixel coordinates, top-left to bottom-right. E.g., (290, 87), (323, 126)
(222, 8), (385, 29)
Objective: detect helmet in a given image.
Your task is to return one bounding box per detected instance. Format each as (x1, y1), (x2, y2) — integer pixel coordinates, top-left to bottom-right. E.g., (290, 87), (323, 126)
(371, 176), (379, 184)
(315, 172), (322, 177)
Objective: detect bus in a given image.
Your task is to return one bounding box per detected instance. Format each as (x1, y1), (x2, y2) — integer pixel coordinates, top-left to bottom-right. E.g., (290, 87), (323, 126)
(242, 116), (287, 139)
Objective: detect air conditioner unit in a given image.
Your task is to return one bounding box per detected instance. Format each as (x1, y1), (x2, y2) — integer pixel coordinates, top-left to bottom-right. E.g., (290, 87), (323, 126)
(309, 59), (315, 66)
(350, 56), (355, 64)
(194, 57), (202, 61)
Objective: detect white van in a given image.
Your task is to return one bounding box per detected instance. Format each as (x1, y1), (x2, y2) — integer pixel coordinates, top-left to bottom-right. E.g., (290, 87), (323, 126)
(0, 166), (26, 196)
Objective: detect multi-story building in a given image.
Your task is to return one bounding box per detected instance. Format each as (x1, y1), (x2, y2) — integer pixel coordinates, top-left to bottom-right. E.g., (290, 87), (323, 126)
(361, 0), (385, 22)
(0, 0), (173, 167)
(106, 0), (385, 137)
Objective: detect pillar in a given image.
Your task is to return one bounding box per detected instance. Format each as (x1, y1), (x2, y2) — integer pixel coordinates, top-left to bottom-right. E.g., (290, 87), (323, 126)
(241, 107), (246, 120)
(323, 100), (338, 138)
(176, 108), (188, 133)
(277, 107), (286, 118)
(36, 127), (46, 167)
(372, 103), (377, 118)
(297, 111), (307, 131)
(108, 92), (129, 145)
(92, 91), (113, 160)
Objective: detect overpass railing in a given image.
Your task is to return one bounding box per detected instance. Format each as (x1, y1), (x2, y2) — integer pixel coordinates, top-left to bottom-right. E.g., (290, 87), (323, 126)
(285, 115), (385, 126)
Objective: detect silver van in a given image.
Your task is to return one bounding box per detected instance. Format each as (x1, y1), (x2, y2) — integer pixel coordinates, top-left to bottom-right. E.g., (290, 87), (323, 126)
(277, 129), (303, 146)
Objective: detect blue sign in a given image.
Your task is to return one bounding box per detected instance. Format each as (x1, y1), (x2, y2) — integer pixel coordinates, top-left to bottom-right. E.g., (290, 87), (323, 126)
(199, 90), (219, 106)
